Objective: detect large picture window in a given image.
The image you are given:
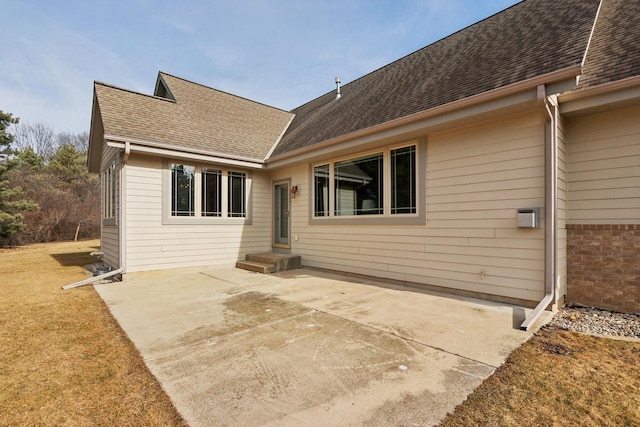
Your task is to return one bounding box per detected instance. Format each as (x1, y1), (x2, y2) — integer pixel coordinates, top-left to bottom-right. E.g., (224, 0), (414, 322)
(166, 162), (250, 222)
(313, 143), (418, 219)
(335, 152), (383, 216)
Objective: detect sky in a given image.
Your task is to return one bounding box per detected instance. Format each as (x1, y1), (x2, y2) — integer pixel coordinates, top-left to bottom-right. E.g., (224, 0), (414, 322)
(1, 0), (520, 134)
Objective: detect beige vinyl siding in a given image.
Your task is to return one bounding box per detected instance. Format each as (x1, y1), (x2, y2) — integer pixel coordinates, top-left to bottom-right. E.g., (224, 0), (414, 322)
(567, 104), (640, 224)
(279, 112), (546, 303)
(124, 154), (271, 273)
(100, 144), (120, 268)
(556, 113), (568, 301)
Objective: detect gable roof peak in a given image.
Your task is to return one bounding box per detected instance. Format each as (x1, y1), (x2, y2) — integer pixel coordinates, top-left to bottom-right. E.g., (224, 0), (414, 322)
(94, 80), (175, 103)
(158, 71), (291, 113)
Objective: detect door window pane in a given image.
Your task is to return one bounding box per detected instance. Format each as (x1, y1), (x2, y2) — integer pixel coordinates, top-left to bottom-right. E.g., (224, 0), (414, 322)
(334, 153), (383, 216)
(391, 146), (416, 214)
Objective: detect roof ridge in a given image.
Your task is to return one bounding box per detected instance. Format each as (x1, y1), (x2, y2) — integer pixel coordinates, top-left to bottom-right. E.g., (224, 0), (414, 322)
(94, 81), (175, 103)
(158, 71), (293, 114)
(292, 0), (528, 112)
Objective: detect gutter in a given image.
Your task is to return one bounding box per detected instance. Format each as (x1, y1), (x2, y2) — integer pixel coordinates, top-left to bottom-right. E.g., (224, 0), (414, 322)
(520, 89), (558, 331)
(104, 134), (266, 169)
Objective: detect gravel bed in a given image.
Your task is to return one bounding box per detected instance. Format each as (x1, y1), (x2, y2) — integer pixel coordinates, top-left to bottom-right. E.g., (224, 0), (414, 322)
(550, 305), (640, 339)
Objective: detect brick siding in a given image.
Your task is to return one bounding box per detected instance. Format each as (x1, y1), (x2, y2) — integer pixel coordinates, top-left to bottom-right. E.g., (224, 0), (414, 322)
(566, 224), (640, 314)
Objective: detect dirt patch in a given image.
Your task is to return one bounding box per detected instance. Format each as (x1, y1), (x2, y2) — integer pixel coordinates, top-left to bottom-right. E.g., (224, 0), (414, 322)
(0, 240), (186, 426)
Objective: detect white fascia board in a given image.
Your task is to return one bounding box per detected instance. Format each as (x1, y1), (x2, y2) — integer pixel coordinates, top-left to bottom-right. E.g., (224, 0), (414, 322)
(105, 137), (265, 169)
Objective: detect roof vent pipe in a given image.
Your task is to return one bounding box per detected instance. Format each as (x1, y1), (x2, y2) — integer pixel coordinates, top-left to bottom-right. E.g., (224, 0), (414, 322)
(335, 77), (341, 99)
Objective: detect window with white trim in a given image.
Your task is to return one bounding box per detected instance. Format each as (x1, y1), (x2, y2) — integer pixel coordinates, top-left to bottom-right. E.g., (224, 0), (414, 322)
(202, 168), (222, 217)
(313, 143), (417, 218)
(103, 161), (116, 220)
(227, 171), (246, 218)
(391, 145), (416, 214)
(166, 162), (249, 221)
(334, 152), (384, 216)
(171, 164), (195, 216)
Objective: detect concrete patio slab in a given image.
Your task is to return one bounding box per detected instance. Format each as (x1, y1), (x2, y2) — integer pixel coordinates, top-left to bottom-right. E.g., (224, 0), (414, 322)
(95, 267), (551, 426)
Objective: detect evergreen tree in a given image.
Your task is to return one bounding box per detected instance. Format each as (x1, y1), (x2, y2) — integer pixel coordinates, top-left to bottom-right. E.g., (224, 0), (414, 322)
(48, 143), (87, 184)
(0, 110), (37, 241)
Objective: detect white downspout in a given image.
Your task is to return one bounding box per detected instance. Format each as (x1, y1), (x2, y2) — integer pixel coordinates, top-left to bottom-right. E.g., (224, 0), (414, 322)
(64, 142), (130, 290)
(62, 267), (126, 290)
(119, 143), (128, 276)
(521, 88), (558, 331)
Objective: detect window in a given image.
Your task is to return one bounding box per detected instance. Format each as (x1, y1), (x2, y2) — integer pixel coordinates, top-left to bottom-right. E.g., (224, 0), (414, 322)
(103, 161), (116, 220)
(313, 164), (329, 217)
(171, 164), (195, 216)
(165, 162), (250, 223)
(228, 171), (246, 218)
(202, 168), (221, 217)
(313, 143), (418, 219)
(391, 145), (416, 214)
(335, 152), (383, 216)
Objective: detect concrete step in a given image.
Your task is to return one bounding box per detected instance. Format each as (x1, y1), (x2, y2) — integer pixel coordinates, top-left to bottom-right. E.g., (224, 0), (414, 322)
(236, 253), (302, 274)
(247, 253), (302, 273)
(235, 260), (274, 274)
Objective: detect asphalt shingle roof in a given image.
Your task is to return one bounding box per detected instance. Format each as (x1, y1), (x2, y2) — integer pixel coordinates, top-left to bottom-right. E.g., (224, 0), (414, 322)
(271, 0), (600, 157)
(91, 0), (640, 165)
(578, 0), (640, 89)
(95, 72), (294, 160)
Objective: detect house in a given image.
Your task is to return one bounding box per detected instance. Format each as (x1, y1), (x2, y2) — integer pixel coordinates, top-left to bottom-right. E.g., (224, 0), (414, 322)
(87, 0), (640, 326)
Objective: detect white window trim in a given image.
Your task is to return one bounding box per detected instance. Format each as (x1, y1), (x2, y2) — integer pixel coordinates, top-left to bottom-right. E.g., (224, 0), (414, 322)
(162, 160), (253, 225)
(309, 139), (426, 226)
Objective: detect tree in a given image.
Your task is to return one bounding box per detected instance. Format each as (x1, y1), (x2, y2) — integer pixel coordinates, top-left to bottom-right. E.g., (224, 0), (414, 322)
(56, 131), (89, 152)
(0, 110), (37, 242)
(14, 147), (45, 172)
(48, 143), (87, 184)
(10, 121), (56, 161)
(10, 140), (99, 243)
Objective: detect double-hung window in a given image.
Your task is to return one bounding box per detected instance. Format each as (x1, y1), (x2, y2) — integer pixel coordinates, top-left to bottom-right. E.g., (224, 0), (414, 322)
(165, 162), (249, 223)
(312, 142), (419, 221)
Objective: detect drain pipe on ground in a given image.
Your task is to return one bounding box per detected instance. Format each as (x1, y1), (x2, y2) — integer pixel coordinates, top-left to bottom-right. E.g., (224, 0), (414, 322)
(62, 267), (125, 290)
(520, 88), (558, 331)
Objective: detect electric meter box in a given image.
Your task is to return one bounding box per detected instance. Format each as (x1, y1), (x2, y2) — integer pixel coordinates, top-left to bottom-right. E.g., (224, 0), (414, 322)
(517, 208), (539, 228)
